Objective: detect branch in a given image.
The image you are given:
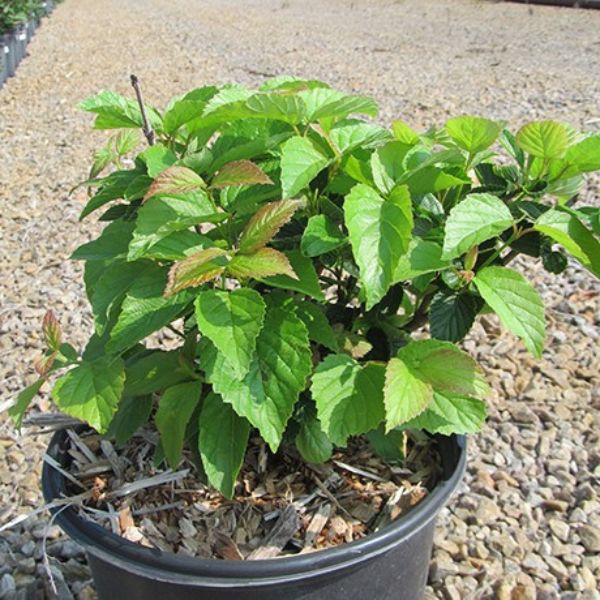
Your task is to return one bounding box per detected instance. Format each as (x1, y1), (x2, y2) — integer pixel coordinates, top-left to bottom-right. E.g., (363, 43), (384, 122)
(130, 74), (155, 146)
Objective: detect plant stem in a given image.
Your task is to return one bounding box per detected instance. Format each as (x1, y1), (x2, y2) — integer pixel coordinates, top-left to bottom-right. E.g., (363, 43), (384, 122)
(130, 74), (155, 147)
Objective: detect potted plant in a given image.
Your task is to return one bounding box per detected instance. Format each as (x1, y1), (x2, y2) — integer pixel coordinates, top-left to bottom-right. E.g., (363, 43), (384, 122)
(9, 76), (600, 599)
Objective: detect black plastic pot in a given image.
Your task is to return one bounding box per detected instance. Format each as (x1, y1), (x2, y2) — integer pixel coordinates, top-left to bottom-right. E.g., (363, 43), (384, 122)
(509, 0), (600, 7)
(43, 432), (466, 600)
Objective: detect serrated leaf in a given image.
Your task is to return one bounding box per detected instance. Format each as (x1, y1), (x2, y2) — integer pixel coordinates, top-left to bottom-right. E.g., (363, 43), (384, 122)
(398, 339), (490, 399)
(328, 119), (390, 154)
(516, 121), (568, 160)
(162, 86), (219, 134)
(430, 291), (481, 342)
(564, 135), (600, 173)
(115, 130), (141, 156)
(143, 166), (205, 202)
(300, 88), (378, 121)
(155, 381), (202, 468)
(139, 145), (178, 177)
(366, 425), (405, 461)
(392, 120), (419, 145)
(108, 267), (196, 353)
(442, 193), (513, 260)
(128, 191), (218, 261)
(238, 199), (300, 254)
(211, 160), (273, 189)
(79, 90), (162, 131)
(80, 169), (141, 219)
(165, 247), (230, 296)
(405, 167), (469, 197)
(52, 357), (125, 434)
(383, 357), (432, 430)
(195, 288), (266, 379)
(295, 412), (333, 463)
(344, 183), (412, 309)
(301, 214), (346, 257)
(107, 395), (153, 446)
(474, 266), (545, 357)
(280, 136), (329, 198)
(260, 249), (324, 301)
(245, 93), (307, 124)
(311, 354), (385, 446)
(124, 350), (191, 396)
(198, 392), (250, 499)
(201, 306), (312, 451)
(42, 311), (61, 351)
(445, 116), (503, 154)
(138, 230), (213, 261)
(292, 301), (338, 351)
(534, 208), (600, 277)
(9, 379), (44, 429)
(428, 391), (486, 434)
(394, 239), (449, 282)
(72, 219), (135, 261)
(227, 248), (297, 280)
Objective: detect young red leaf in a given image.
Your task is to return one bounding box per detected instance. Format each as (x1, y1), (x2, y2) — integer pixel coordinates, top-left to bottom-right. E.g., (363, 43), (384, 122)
(143, 165), (205, 202)
(164, 248), (229, 297)
(238, 199), (300, 255)
(227, 248), (298, 280)
(42, 310), (61, 351)
(211, 160), (273, 189)
(34, 352), (58, 378)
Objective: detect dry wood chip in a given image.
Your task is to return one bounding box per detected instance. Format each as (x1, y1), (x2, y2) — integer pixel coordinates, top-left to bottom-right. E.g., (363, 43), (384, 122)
(247, 505), (300, 560)
(349, 502), (378, 524)
(304, 503), (331, 547)
(118, 505), (135, 532)
(333, 460), (387, 482)
(212, 531), (244, 560)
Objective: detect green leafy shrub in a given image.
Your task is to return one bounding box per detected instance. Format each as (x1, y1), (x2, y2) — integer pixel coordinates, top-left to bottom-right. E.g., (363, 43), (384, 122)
(11, 77), (600, 498)
(0, 1), (47, 34)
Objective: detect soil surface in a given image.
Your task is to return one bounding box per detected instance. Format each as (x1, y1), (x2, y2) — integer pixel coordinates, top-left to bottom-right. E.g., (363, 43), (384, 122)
(0, 0), (599, 598)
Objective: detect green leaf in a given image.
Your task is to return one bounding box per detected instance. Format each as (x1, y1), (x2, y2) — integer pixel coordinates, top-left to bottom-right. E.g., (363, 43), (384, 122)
(383, 357), (432, 430)
(564, 135), (600, 172)
(115, 130), (141, 156)
(166, 247), (230, 296)
(9, 379), (44, 429)
(72, 219), (135, 261)
(445, 116), (503, 154)
(162, 86), (219, 134)
(195, 289), (266, 379)
(428, 391), (486, 434)
(238, 199), (300, 254)
(143, 166), (205, 202)
(198, 392), (250, 499)
(534, 208), (600, 277)
(295, 412), (333, 463)
(301, 214), (346, 257)
(328, 120), (390, 154)
(139, 145), (177, 177)
(107, 395), (153, 446)
(138, 230), (213, 261)
(80, 169), (141, 219)
(394, 239), (449, 282)
(300, 88), (378, 121)
(227, 248), (297, 280)
(211, 160), (273, 189)
(397, 339), (489, 399)
(442, 193), (513, 260)
(344, 183), (412, 309)
(430, 291), (481, 342)
(128, 190), (217, 261)
(391, 120), (419, 145)
(370, 142), (412, 195)
(260, 249), (324, 301)
(404, 167), (469, 197)
(292, 301), (338, 351)
(366, 425), (405, 461)
(245, 93), (307, 124)
(79, 91), (162, 131)
(280, 136), (329, 198)
(401, 409), (454, 435)
(52, 357), (125, 434)
(311, 354), (385, 446)
(124, 351), (191, 396)
(474, 266), (545, 357)
(201, 306), (312, 451)
(516, 121), (569, 160)
(155, 381), (202, 468)
(108, 267), (195, 353)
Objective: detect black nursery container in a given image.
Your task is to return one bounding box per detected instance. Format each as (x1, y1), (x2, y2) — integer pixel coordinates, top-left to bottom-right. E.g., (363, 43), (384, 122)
(43, 431), (466, 600)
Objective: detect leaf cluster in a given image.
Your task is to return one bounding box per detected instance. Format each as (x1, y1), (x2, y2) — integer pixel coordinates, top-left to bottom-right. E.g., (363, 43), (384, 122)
(11, 78), (600, 497)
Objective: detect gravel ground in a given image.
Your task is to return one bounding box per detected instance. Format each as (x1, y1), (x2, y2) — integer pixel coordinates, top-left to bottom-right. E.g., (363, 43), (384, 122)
(1, 0), (599, 598)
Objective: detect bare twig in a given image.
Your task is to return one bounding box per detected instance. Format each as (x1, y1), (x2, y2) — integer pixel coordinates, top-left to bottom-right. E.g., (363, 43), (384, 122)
(130, 74), (155, 146)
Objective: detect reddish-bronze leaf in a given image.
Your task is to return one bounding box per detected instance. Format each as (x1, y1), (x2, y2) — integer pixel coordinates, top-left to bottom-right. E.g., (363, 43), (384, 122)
(211, 160), (273, 189)
(35, 352), (57, 377)
(238, 199), (300, 255)
(42, 310), (61, 351)
(227, 248), (298, 280)
(165, 248), (229, 297)
(143, 165), (205, 203)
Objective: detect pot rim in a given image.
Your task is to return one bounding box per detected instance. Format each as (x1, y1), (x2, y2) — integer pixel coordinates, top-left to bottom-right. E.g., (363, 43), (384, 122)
(42, 430), (466, 587)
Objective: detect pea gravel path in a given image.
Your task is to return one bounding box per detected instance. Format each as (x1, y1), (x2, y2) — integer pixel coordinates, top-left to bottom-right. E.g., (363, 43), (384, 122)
(1, 0), (599, 598)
